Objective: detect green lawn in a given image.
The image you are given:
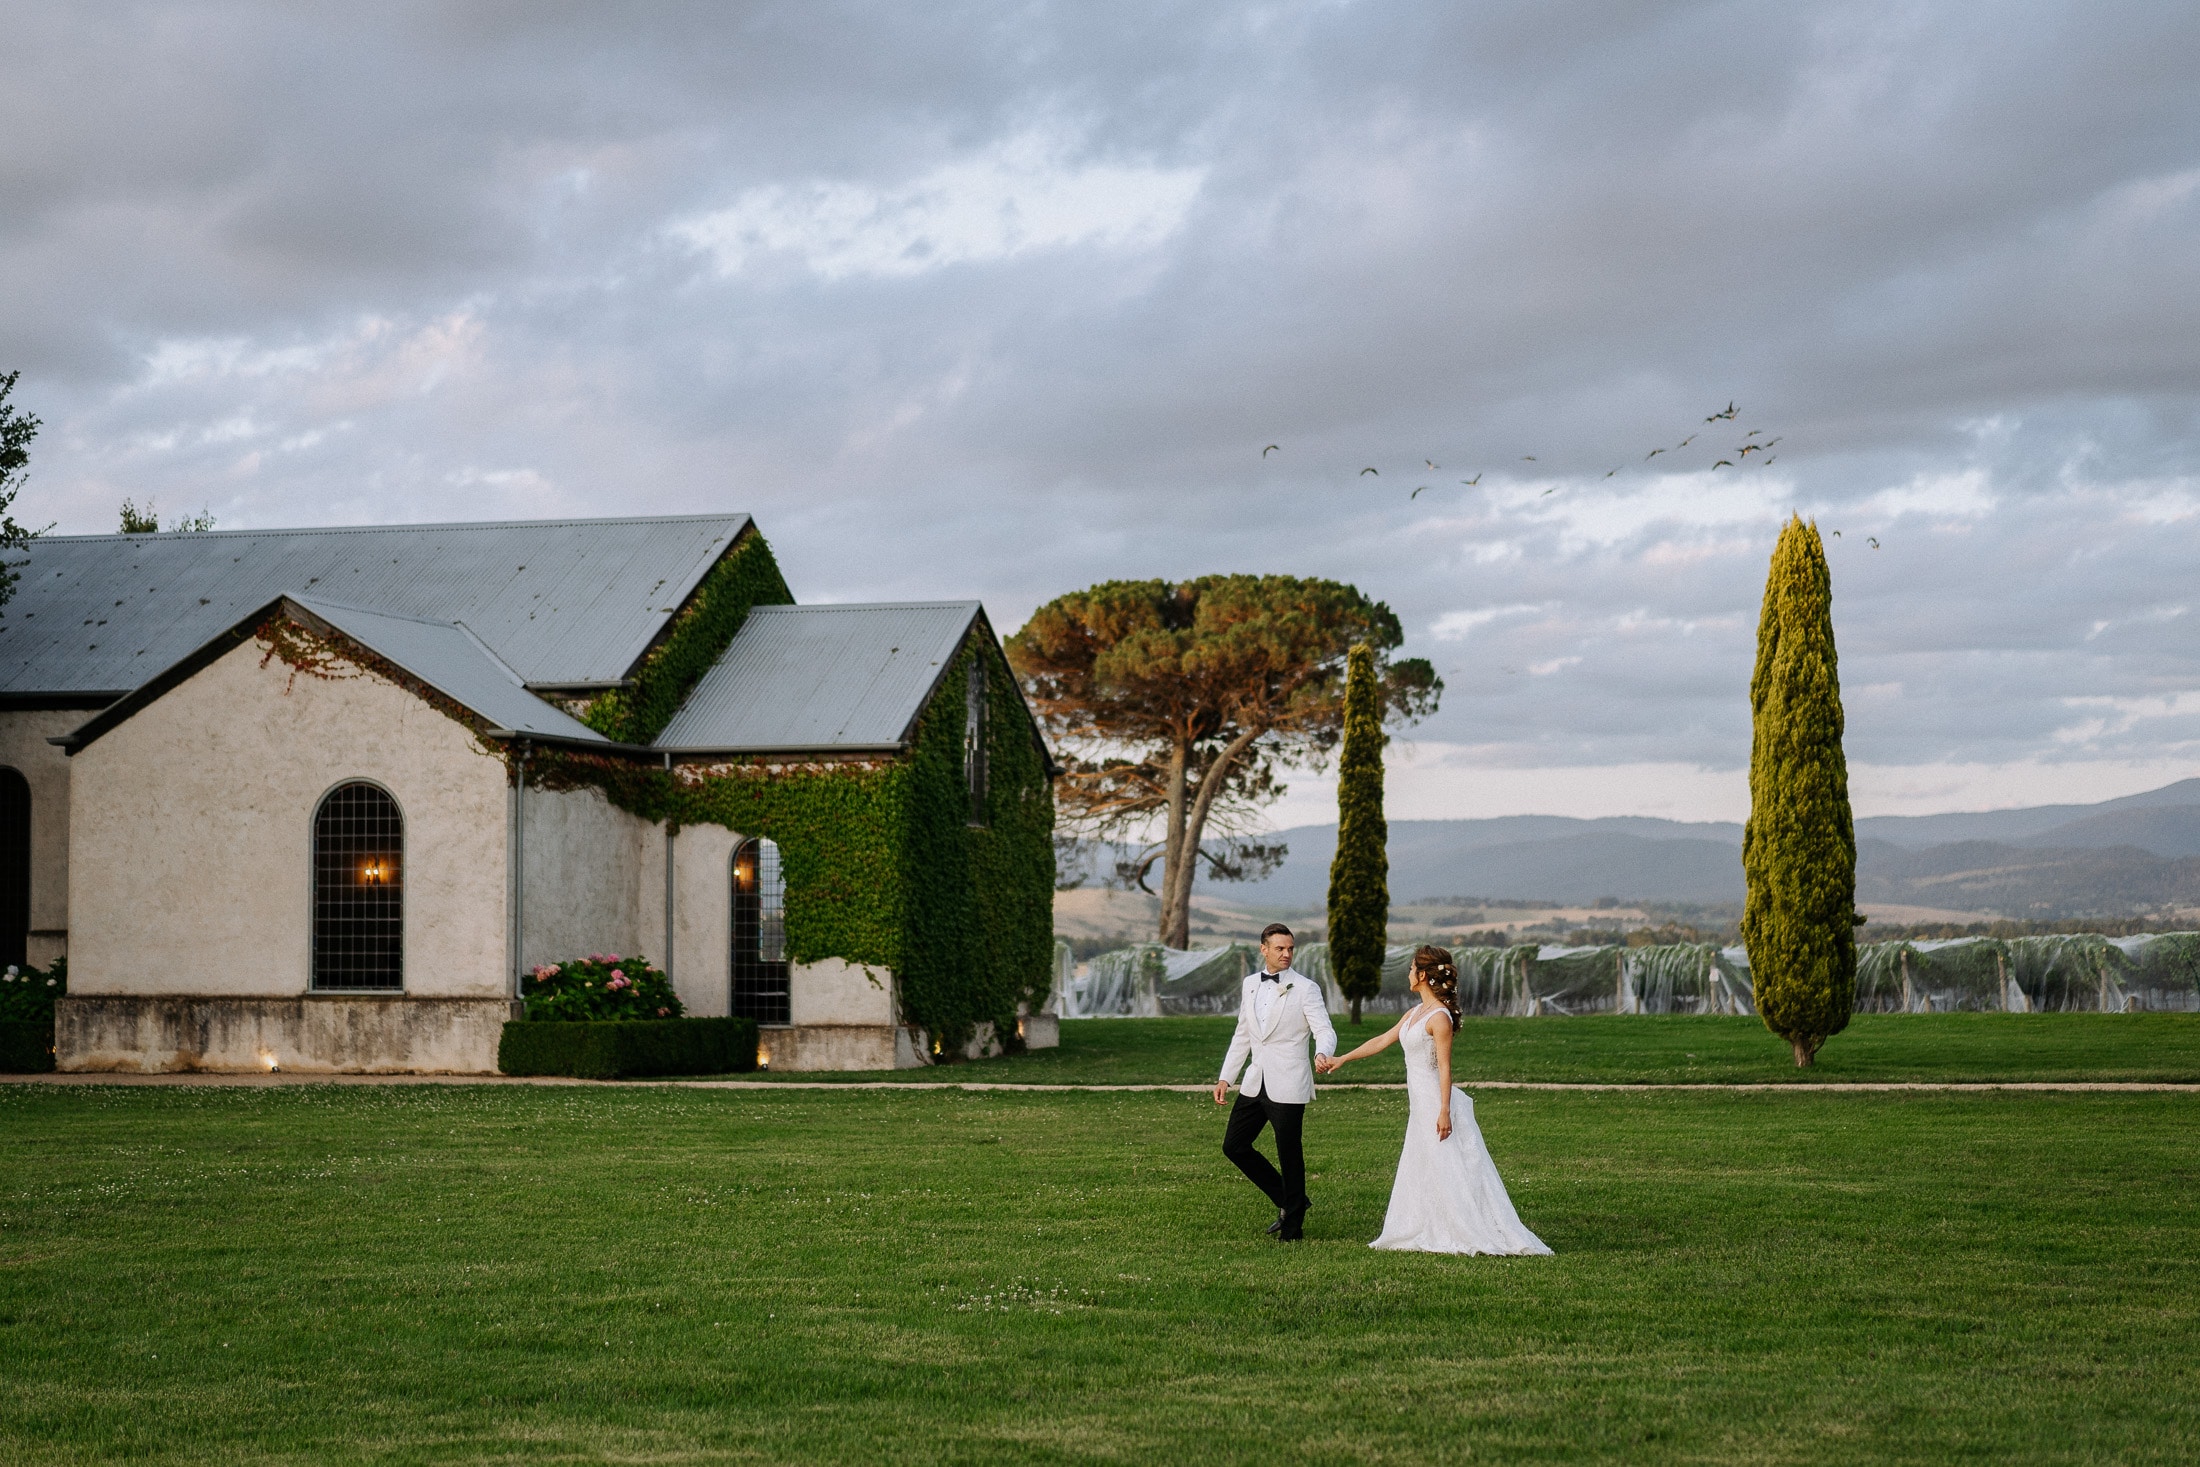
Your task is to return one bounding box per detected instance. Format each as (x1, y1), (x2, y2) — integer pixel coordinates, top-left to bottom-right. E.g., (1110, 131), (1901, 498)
(1, 1081), (2195, 1463)
(749, 1012), (2200, 1086)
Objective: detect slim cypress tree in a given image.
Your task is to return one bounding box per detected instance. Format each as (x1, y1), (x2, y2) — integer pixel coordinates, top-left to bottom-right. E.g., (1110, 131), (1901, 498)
(1743, 516), (1857, 1067)
(1327, 643), (1388, 1024)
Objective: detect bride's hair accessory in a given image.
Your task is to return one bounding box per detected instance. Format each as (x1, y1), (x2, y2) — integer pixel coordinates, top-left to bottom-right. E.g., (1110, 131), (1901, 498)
(1413, 944), (1462, 1026)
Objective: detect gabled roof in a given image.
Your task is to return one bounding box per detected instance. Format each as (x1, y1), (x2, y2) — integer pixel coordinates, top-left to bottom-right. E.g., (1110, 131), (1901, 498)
(58, 595), (609, 753)
(0, 513), (751, 702)
(653, 602), (982, 754)
(290, 597), (609, 743)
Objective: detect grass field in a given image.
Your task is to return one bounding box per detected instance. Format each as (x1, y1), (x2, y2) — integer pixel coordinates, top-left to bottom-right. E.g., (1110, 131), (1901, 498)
(751, 1012), (2200, 1086)
(3, 1067), (2196, 1463)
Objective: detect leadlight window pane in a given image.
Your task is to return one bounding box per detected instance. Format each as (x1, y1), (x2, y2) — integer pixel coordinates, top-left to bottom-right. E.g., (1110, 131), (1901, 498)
(731, 836), (789, 1024)
(964, 651), (988, 823)
(312, 782), (403, 991)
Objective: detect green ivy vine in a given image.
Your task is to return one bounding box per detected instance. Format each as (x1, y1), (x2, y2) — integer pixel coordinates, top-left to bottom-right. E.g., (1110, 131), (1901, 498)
(533, 629), (1055, 1055)
(582, 529), (794, 744)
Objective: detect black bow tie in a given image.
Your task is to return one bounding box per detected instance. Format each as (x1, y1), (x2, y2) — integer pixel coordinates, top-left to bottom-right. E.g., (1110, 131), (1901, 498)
(1261, 971), (1284, 982)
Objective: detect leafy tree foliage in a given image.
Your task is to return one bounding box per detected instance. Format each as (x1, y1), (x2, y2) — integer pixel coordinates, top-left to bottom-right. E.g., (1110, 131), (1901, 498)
(1327, 643), (1388, 1022)
(118, 498), (215, 533)
(0, 373), (43, 610)
(1009, 575), (1438, 948)
(1742, 516), (1858, 1066)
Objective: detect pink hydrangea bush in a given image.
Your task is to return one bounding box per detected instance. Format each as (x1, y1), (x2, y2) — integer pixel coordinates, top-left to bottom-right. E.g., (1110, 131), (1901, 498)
(520, 954), (682, 1022)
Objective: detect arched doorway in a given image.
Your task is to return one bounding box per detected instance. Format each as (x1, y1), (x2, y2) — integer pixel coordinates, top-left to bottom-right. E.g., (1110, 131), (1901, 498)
(730, 836), (789, 1023)
(0, 768), (28, 971)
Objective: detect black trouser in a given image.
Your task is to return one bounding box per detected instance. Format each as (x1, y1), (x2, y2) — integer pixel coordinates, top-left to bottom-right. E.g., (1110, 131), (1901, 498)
(1223, 1090), (1307, 1215)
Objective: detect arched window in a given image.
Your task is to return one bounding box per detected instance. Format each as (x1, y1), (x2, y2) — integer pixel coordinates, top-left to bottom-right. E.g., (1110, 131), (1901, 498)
(730, 837), (788, 1024)
(0, 768), (28, 971)
(312, 782), (403, 991)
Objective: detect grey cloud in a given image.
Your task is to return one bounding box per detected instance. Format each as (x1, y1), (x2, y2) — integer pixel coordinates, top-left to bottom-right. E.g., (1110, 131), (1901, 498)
(3, 1), (2199, 806)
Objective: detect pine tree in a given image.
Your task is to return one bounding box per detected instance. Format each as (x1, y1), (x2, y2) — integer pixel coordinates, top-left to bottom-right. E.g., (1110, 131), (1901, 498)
(1327, 642), (1389, 1024)
(1743, 516), (1857, 1066)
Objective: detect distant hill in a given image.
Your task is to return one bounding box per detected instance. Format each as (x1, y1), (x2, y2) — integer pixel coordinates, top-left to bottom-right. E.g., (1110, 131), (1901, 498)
(1213, 778), (2200, 915)
(1851, 777), (2200, 847)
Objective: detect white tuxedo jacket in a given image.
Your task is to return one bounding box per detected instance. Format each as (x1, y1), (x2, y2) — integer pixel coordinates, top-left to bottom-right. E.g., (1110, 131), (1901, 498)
(1218, 968), (1338, 1105)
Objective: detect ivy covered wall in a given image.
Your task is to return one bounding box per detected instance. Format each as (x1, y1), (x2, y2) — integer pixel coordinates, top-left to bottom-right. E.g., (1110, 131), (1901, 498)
(894, 631), (1057, 1052)
(583, 529), (794, 744)
(538, 623), (1055, 1054)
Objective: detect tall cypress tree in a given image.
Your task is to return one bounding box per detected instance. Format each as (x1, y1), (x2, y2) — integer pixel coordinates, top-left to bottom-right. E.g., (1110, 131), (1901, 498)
(1743, 516), (1857, 1067)
(1328, 643), (1388, 1024)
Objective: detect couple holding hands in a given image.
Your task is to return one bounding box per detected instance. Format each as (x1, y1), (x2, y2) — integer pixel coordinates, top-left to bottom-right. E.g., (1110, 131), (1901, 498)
(1213, 923), (1550, 1254)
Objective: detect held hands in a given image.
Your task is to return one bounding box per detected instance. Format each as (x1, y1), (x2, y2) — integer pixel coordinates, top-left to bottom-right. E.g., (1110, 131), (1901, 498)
(1314, 1054), (1341, 1075)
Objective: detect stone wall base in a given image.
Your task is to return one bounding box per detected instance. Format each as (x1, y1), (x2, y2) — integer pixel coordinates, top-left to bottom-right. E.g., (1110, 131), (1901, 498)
(56, 995), (508, 1074)
(1017, 1012), (1060, 1049)
(758, 1019), (1025, 1072)
(758, 1023), (924, 1072)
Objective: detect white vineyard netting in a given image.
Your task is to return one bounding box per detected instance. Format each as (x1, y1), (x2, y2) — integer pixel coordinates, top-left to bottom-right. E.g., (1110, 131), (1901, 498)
(1053, 933), (2200, 1018)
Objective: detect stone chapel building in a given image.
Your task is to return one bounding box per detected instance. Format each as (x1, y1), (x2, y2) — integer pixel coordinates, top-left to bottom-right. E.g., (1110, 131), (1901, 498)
(0, 514), (1056, 1073)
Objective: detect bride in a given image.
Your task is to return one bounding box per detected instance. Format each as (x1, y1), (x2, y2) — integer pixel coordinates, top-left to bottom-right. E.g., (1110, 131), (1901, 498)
(1321, 945), (1551, 1256)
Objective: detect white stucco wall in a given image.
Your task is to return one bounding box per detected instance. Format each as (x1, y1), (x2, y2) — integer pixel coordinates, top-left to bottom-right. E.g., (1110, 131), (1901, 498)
(0, 707), (86, 963)
(518, 783), (650, 975)
(638, 820), (735, 1018)
(68, 638), (511, 998)
(790, 957), (895, 1026)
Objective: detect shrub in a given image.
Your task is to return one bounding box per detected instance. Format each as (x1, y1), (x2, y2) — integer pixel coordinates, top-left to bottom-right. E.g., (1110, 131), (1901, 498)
(0, 956), (65, 1023)
(497, 1018), (758, 1079)
(0, 1021), (54, 1073)
(520, 955), (682, 1023)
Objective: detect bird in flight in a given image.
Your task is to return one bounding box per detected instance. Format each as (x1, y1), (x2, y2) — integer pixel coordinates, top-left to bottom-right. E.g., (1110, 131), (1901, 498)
(1411, 485), (1432, 499)
(1712, 460), (1734, 470)
(1868, 537), (1881, 549)
(1541, 486), (1558, 496)
(1521, 455), (1537, 461)
(1263, 444), (1280, 457)
(1705, 402), (1738, 423)
(1831, 530), (1842, 537)
(1646, 447), (1665, 459)
(1426, 460), (1439, 470)
(1605, 469), (1618, 477)
(1360, 466), (1379, 476)
(1460, 473), (1482, 486)
(1677, 434), (1696, 449)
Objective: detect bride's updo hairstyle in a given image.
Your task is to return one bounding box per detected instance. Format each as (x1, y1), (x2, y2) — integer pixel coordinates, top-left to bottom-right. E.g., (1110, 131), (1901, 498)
(1414, 945), (1462, 1026)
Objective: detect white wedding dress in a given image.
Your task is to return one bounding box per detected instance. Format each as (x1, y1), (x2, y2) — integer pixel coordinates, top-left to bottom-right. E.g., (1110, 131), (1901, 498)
(1368, 1006), (1552, 1256)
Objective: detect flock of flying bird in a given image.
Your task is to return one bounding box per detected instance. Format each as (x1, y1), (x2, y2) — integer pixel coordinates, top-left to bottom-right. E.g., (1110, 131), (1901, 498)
(1258, 401), (1880, 547)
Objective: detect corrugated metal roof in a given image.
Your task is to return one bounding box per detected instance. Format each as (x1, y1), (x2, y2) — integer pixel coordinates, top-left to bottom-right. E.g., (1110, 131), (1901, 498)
(291, 596), (610, 743)
(0, 514), (750, 697)
(654, 602), (981, 752)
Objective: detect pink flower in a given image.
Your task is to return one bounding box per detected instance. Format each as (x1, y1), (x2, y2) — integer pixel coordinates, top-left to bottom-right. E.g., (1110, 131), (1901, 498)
(610, 969), (625, 981)
(656, 1007), (669, 1017)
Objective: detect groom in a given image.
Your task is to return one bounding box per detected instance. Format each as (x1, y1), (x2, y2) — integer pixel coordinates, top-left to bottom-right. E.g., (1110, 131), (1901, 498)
(1213, 923), (1338, 1241)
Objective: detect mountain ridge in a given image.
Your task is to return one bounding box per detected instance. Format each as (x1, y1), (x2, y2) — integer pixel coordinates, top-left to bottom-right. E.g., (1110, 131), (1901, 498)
(1211, 778), (2200, 913)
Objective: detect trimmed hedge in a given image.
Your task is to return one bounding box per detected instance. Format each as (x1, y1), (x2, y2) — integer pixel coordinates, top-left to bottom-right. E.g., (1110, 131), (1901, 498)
(497, 1018), (758, 1080)
(0, 1020), (55, 1074)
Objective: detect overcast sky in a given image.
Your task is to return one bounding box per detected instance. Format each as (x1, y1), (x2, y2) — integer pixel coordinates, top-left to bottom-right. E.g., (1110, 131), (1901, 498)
(5, 1), (2199, 825)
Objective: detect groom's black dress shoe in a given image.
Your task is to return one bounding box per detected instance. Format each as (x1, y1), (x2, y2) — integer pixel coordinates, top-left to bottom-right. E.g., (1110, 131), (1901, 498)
(1274, 1201), (1309, 1241)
